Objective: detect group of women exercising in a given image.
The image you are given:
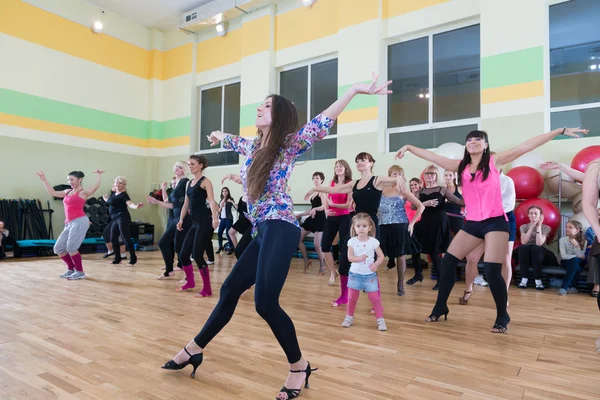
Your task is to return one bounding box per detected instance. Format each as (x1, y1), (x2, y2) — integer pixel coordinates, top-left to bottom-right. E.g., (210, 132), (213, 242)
(37, 72), (599, 399)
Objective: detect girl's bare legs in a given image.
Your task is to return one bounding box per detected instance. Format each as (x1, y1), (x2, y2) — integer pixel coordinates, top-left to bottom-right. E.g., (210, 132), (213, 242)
(397, 256), (406, 295)
(313, 231), (325, 274)
(298, 228), (311, 273)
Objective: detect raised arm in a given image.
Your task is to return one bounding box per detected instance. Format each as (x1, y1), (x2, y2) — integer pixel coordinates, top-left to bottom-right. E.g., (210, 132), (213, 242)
(540, 161), (585, 182)
(222, 174), (242, 185)
(161, 182), (169, 202)
(36, 171), (67, 198)
(146, 195), (174, 209)
(495, 128), (588, 166)
(582, 161), (600, 242)
(442, 187), (465, 207)
(207, 131), (253, 157)
(308, 181), (354, 196)
(82, 170), (104, 197)
(395, 146), (460, 172)
(373, 175), (402, 190)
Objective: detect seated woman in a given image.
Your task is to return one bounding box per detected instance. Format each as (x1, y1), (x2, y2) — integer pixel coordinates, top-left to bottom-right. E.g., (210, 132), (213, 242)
(517, 205), (558, 290)
(558, 220), (587, 295)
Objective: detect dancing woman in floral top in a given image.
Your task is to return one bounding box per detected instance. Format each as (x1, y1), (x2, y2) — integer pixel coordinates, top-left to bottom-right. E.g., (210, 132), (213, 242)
(162, 74), (392, 400)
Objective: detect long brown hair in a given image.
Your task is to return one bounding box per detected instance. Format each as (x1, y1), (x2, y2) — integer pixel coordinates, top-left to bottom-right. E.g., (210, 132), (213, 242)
(457, 130), (492, 186)
(333, 159), (352, 184)
(566, 220), (586, 250)
(246, 95), (298, 201)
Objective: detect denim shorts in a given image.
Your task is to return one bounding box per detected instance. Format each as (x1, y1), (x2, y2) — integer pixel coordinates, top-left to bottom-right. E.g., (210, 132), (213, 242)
(348, 272), (379, 292)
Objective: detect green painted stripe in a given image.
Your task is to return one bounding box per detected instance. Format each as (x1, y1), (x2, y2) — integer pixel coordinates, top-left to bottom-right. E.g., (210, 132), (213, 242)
(240, 102), (261, 128)
(481, 46), (544, 89)
(0, 89), (189, 140)
(338, 83), (378, 111)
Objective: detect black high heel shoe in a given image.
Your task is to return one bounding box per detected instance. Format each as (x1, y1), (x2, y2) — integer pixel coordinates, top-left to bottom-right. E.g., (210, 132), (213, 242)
(216, 247), (223, 254)
(406, 276), (423, 285)
(162, 347), (204, 378)
(276, 362), (318, 399)
(425, 306), (449, 322)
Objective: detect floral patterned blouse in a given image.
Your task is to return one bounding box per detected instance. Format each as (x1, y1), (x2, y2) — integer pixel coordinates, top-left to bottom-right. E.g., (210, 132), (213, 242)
(222, 113), (334, 233)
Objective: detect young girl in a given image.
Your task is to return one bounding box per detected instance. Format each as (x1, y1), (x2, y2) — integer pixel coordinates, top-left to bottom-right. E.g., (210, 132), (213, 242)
(517, 206), (558, 290)
(342, 213), (387, 331)
(558, 220), (587, 296)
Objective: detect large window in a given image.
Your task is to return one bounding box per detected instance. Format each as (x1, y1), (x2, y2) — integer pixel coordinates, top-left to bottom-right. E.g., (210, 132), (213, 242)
(280, 58), (338, 161)
(198, 81), (241, 166)
(387, 24), (480, 151)
(550, 0), (600, 139)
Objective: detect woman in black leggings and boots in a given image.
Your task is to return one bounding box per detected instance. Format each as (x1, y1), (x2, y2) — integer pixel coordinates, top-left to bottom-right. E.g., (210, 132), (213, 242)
(103, 176), (144, 266)
(176, 155), (219, 297)
(147, 161), (191, 279)
(396, 126), (587, 333)
(162, 74), (392, 399)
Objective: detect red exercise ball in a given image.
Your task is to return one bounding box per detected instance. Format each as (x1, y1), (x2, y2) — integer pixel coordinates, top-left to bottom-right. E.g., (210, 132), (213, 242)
(506, 166), (544, 200)
(514, 198), (561, 241)
(571, 145), (600, 173)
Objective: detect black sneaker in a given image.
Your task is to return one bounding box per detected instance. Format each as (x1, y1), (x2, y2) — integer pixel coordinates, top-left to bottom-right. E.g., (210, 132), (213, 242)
(103, 251), (114, 259)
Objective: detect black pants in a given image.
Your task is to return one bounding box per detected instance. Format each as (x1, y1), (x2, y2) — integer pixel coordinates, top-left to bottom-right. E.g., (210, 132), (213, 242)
(159, 215), (191, 273)
(194, 220), (302, 363)
(321, 215), (351, 276)
(110, 213), (136, 263)
(103, 221), (124, 245)
(518, 244), (557, 280)
(411, 253), (441, 278)
(180, 219), (213, 269)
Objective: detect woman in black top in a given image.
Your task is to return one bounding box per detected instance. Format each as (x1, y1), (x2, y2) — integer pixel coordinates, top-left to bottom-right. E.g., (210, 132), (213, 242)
(221, 174), (253, 260)
(103, 176), (144, 266)
(297, 172), (328, 274)
(147, 161), (191, 279)
(216, 187), (236, 255)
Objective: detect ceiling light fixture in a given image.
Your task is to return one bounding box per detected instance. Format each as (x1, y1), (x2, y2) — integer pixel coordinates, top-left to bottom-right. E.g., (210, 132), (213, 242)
(216, 22), (228, 36)
(92, 20), (103, 33)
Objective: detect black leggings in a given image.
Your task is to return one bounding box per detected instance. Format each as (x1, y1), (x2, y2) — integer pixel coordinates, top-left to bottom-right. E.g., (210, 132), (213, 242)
(180, 219), (213, 269)
(234, 227), (253, 260)
(110, 214), (136, 263)
(411, 253), (441, 278)
(518, 244), (557, 280)
(321, 215), (351, 275)
(159, 215), (191, 273)
(103, 221), (124, 245)
(194, 220), (302, 363)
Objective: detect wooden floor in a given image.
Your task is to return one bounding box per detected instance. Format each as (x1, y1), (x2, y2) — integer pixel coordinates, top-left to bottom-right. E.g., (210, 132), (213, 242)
(1, 251), (600, 400)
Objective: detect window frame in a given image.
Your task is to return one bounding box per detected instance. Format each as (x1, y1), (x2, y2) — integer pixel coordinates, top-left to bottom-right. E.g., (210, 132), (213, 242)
(384, 19), (481, 152)
(546, 0), (600, 134)
(197, 77), (241, 157)
(278, 55), (339, 159)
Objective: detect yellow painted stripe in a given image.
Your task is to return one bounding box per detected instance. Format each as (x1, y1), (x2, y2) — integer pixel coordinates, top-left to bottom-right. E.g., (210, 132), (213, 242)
(338, 0), (379, 30)
(197, 29), (243, 73)
(0, 0), (150, 79)
(382, 0), (450, 19)
(481, 81), (544, 104)
(0, 113), (188, 148)
(241, 16), (271, 58)
(338, 106), (378, 124)
(149, 50), (164, 81)
(275, 0), (339, 51)
(240, 126), (257, 138)
(163, 43), (194, 80)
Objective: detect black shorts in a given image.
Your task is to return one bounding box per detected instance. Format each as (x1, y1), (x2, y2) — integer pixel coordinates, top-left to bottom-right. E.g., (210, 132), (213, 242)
(461, 216), (509, 239)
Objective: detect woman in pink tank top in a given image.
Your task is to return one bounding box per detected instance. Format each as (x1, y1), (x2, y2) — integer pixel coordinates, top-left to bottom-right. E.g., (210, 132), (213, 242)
(37, 169), (104, 280)
(396, 126), (588, 333)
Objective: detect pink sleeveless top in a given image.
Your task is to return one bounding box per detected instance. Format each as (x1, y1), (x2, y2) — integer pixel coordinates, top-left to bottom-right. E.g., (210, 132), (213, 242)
(63, 190), (87, 223)
(461, 155), (506, 222)
(328, 180), (350, 216)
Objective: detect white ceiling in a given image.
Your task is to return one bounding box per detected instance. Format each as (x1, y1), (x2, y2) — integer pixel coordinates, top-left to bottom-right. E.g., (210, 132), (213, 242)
(85, 0), (214, 30)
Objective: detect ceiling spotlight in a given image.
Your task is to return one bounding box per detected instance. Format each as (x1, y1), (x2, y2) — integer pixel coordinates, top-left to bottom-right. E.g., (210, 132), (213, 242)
(590, 64), (597, 70)
(302, 0), (317, 7)
(92, 20), (103, 33)
(216, 22), (227, 36)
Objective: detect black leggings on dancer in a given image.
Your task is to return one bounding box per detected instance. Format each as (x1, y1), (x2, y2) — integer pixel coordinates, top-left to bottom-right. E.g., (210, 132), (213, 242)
(321, 215), (351, 275)
(159, 215), (191, 274)
(411, 253), (441, 281)
(110, 214), (137, 264)
(180, 219), (213, 268)
(193, 220), (302, 363)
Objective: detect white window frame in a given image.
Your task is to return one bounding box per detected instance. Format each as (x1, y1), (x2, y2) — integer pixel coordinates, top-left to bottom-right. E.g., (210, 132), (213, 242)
(384, 19), (481, 152)
(546, 1), (600, 132)
(278, 54), (338, 146)
(197, 77), (241, 155)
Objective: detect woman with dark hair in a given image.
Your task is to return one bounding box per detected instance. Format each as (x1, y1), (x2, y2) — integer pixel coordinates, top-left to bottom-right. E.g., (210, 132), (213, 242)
(307, 152), (406, 305)
(103, 176), (144, 266)
(147, 161), (191, 279)
(37, 169), (104, 279)
(175, 155), (219, 297)
(297, 172), (327, 274)
(396, 126), (587, 333)
(162, 74), (392, 400)
(221, 173), (253, 259)
(216, 187), (236, 255)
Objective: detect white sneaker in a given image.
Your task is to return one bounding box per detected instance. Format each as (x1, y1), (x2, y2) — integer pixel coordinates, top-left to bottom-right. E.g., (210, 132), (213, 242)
(68, 271), (86, 280)
(341, 316), (354, 328)
(377, 318), (387, 331)
(207, 260), (215, 265)
(60, 270), (75, 278)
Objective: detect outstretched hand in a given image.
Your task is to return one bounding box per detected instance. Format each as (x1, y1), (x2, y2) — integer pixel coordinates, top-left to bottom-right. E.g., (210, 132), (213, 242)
(207, 131), (222, 147)
(562, 127), (589, 138)
(92, 169), (105, 175)
(146, 195), (158, 204)
(352, 72), (392, 96)
(540, 161), (559, 171)
(36, 170), (47, 181)
(395, 145), (409, 160)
